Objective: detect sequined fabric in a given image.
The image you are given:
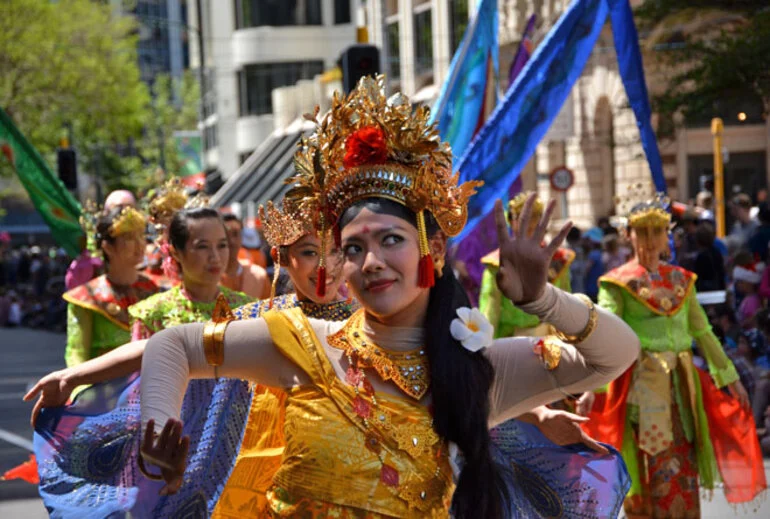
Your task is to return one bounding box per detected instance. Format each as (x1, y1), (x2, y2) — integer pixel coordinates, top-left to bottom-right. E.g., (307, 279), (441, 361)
(34, 286), (253, 518)
(214, 295), (356, 519)
(260, 308), (453, 517)
(490, 419), (630, 518)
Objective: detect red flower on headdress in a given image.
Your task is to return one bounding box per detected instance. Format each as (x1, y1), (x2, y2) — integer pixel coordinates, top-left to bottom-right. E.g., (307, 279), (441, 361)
(343, 126), (388, 169)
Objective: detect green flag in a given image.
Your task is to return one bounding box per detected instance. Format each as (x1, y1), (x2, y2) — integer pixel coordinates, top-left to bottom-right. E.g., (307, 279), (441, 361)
(0, 108), (83, 256)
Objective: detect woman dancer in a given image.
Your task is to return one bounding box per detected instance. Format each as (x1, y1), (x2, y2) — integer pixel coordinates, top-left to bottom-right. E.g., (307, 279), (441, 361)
(138, 77), (639, 518)
(583, 187), (764, 518)
(214, 200), (356, 517)
(28, 207), (252, 518)
(63, 204), (158, 366)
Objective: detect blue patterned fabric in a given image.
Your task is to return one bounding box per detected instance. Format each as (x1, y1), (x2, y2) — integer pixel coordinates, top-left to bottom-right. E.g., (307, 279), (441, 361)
(34, 374), (250, 518)
(491, 419), (630, 518)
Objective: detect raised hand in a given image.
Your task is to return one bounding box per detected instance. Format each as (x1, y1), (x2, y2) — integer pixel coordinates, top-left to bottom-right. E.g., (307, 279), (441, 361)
(23, 369), (75, 428)
(140, 418), (190, 495)
(535, 408), (608, 454)
(493, 195), (572, 304)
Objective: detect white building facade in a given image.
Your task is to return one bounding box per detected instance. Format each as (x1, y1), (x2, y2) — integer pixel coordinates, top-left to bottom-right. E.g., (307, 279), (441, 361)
(187, 0), (358, 180)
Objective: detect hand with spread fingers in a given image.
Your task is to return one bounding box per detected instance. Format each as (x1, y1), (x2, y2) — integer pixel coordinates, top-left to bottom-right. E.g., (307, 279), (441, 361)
(493, 194), (573, 304)
(140, 418), (190, 495)
(535, 407), (609, 455)
(23, 370), (75, 428)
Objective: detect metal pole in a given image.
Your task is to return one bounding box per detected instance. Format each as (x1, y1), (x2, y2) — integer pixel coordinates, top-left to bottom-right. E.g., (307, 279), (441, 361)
(195, 0), (206, 125)
(711, 117), (725, 238)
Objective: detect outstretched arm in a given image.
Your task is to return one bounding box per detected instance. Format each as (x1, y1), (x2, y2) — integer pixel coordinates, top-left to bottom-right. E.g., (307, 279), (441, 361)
(25, 339), (148, 427)
(487, 284), (639, 425)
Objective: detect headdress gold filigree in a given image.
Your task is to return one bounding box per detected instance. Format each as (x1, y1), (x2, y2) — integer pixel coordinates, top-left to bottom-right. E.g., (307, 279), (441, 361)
(508, 191), (544, 219)
(284, 75), (482, 295)
(612, 183), (671, 229)
(258, 200), (312, 248)
(109, 206), (147, 237)
(148, 177), (188, 223)
(80, 202), (147, 255)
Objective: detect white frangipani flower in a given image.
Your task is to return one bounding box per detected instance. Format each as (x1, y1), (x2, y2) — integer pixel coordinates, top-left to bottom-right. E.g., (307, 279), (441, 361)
(450, 307), (494, 353)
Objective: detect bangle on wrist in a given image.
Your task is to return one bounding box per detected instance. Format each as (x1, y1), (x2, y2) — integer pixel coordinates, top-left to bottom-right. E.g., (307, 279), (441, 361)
(138, 453), (164, 481)
(552, 294), (598, 345)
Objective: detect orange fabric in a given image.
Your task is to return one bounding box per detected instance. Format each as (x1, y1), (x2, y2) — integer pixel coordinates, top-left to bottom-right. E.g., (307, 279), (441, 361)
(582, 366), (633, 451)
(2, 455), (39, 484)
(696, 368), (767, 504)
(238, 248), (267, 269)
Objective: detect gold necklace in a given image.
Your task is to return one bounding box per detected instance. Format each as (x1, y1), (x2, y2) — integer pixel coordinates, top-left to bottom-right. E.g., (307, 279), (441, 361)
(328, 310), (430, 400)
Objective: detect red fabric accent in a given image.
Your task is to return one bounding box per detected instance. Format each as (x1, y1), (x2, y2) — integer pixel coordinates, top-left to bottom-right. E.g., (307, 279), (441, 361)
(582, 366), (633, 451)
(697, 368), (767, 504)
(418, 254), (435, 288)
(2, 455), (39, 484)
(333, 223), (341, 249)
(343, 126), (388, 169)
(316, 266), (327, 297)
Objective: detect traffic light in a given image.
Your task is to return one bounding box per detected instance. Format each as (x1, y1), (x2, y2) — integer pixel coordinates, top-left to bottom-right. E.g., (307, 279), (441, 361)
(340, 45), (380, 94)
(57, 148), (78, 190)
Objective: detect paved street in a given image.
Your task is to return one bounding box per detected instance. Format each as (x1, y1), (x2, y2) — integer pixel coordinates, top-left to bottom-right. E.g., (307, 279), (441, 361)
(0, 328), (769, 518)
(0, 327), (65, 516)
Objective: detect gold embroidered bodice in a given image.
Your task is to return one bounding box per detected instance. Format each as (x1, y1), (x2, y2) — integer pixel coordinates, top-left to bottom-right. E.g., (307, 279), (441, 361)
(259, 308), (453, 518)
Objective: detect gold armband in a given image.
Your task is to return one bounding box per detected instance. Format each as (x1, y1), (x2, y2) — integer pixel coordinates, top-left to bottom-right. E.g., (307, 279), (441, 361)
(553, 294), (598, 345)
(138, 452), (164, 481)
(202, 293), (235, 367)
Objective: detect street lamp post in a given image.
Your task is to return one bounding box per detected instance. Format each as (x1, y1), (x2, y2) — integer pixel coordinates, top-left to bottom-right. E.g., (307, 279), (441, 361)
(711, 117), (725, 238)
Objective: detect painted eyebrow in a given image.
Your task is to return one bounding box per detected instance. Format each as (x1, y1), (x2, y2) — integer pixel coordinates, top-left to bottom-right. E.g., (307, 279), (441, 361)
(345, 225), (407, 241)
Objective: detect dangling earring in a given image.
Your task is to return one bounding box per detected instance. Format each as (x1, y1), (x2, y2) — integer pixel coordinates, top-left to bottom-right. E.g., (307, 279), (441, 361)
(344, 280), (353, 305)
(433, 255), (445, 278)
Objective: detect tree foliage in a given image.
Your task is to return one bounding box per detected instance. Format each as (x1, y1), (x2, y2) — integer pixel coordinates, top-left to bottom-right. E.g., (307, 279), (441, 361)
(0, 0), (150, 178)
(635, 0), (770, 137)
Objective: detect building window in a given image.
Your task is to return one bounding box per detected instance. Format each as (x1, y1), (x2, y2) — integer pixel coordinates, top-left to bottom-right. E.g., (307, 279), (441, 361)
(386, 20), (400, 79)
(335, 0), (351, 24)
(235, 0), (322, 29)
(238, 61), (325, 116)
(413, 7), (433, 76)
(449, 0), (469, 54)
(203, 124), (218, 150)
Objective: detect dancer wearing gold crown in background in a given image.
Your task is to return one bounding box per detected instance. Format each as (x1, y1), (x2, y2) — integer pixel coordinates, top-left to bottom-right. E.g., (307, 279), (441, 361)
(136, 76), (639, 518)
(213, 200), (357, 518)
(582, 185), (765, 518)
(479, 192), (574, 338)
(26, 206), (253, 518)
(63, 204), (159, 367)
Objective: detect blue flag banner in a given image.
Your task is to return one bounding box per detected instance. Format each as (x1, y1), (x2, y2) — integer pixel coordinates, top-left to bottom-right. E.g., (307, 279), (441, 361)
(454, 0), (666, 243)
(430, 0), (498, 161)
(609, 0), (666, 193)
(454, 0), (608, 243)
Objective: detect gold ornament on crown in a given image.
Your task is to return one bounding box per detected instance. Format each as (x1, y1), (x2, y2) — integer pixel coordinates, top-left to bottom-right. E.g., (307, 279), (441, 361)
(283, 75), (482, 296)
(508, 191), (544, 219)
(258, 200), (312, 248)
(147, 177), (189, 223)
(80, 201), (147, 256)
(611, 183), (671, 229)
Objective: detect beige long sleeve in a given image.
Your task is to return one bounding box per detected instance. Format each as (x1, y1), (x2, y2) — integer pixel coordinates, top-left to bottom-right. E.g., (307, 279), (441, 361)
(487, 284), (640, 426)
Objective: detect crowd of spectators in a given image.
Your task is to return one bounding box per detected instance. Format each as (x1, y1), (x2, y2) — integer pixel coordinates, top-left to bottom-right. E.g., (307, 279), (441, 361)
(0, 233), (69, 331)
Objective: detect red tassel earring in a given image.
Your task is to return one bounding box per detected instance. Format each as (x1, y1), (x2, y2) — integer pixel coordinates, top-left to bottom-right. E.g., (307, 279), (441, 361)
(268, 248), (281, 309)
(417, 210), (435, 288)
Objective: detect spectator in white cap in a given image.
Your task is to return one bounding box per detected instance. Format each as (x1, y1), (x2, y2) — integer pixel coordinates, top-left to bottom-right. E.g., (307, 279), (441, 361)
(734, 262), (765, 328)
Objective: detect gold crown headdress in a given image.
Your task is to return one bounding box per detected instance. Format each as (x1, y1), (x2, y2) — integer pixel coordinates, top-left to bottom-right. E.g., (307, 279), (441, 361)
(508, 191), (544, 219)
(80, 201), (147, 256)
(285, 75), (482, 296)
(146, 177), (210, 234)
(612, 183), (671, 229)
(259, 200), (315, 306)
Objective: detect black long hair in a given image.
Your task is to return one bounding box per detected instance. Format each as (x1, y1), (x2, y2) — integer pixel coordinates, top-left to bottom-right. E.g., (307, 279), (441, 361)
(95, 206), (124, 265)
(168, 207), (223, 252)
(340, 198), (509, 519)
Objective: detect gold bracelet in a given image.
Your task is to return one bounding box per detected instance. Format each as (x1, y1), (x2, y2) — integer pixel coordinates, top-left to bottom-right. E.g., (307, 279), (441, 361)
(202, 293), (235, 367)
(137, 453), (164, 481)
(202, 320), (219, 366)
(553, 294), (598, 344)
